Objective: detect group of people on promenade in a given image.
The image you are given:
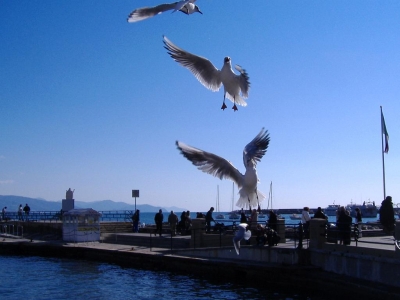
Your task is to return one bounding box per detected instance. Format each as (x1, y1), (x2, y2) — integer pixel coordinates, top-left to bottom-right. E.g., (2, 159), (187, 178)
(1, 204), (30, 222)
(131, 208), (192, 236)
(130, 196), (396, 246)
(300, 205), (355, 245)
(299, 195), (396, 245)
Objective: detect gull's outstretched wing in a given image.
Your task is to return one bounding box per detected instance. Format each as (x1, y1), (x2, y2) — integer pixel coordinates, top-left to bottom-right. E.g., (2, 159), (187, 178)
(243, 128), (270, 167)
(176, 141), (243, 187)
(234, 65), (250, 99)
(164, 36), (222, 92)
(128, 3), (177, 23)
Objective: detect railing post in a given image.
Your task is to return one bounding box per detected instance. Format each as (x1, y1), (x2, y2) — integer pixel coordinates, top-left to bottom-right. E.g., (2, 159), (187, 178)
(395, 220), (400, 256)
(353, 223), (359, 246)
(297, 222), (303, 249)
(170, 232), (173, 252)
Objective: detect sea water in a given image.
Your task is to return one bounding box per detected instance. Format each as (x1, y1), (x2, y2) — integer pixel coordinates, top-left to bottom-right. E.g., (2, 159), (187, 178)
(0, 255), (329, 300)
(135, 212), (380, 228)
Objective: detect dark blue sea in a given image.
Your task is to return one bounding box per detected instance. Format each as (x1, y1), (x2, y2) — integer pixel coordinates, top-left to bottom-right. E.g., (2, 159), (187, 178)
(0, 255), (321, 300)
(136, 212), (380, 228)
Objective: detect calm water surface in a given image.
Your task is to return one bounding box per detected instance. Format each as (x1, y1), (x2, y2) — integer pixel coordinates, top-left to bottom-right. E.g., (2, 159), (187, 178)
(0, 255), (320, 300)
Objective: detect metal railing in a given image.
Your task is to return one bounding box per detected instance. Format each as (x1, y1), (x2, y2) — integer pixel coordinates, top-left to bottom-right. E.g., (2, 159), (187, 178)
(0, 213), (396, 252)
(0, 210), (135, 223)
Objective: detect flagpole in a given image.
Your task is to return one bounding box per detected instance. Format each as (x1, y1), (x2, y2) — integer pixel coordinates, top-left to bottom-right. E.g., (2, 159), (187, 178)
(380, 106), (386, 199)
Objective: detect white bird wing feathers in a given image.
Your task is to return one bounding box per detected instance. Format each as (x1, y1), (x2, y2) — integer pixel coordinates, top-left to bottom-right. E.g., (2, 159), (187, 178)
(175, 141), (243, 187)
(234, 65), (250, 99)
(128, 1), (196, 23)
(243, 128), (270, 168)
(175, 128), (269, 189)
(163, 36), (222, 92)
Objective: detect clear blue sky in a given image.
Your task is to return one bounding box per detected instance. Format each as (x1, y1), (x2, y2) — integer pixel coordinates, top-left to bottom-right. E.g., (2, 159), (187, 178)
(1, 1), (399, 212)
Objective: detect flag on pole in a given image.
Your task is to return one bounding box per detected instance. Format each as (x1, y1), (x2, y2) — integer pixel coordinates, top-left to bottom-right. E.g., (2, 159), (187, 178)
(381, 110), (389, 153)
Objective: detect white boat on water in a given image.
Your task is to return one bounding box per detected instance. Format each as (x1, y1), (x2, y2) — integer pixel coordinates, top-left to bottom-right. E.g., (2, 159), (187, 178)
(290, 214), (302, 220)
(228, 212), (239, 219)
(216, 214), (225, 219)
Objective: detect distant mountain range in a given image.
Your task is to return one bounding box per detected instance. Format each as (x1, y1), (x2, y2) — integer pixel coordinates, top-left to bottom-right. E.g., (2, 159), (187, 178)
(0, 195), (186, 213)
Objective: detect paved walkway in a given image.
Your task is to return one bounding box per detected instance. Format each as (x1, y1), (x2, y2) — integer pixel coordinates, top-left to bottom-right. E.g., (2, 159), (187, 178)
(1, 231), (397, 253)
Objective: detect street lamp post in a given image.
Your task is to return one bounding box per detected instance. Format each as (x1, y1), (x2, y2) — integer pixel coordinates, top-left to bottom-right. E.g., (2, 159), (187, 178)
(132, 190), (139, 211)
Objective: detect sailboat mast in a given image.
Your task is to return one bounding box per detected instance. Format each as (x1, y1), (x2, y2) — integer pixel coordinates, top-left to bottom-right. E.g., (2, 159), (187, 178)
(217, 185), (219, 212)
(270, 181), (273, 210)
(231, 182), (234, 211)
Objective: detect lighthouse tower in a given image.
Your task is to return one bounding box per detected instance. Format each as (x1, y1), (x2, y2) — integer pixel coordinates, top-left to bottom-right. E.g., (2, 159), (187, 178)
(62, 188), (75, 212)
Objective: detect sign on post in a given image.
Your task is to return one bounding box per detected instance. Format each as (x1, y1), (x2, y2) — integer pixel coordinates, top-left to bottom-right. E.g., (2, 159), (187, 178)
(132, 190), (139, 211)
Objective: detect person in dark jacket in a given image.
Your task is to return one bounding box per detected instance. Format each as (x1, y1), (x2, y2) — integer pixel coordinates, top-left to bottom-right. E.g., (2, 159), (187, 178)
(268, 210), (278, 231)
(337, 208), (352, 245)
(154, 209), (164, 236)
(205, 207), (215, 233)
(379, 196), (395, 233)
(132, 209), (140, 233)
(354, 207), (363, 238)
(240, 212), (248, 224)
(313, 207), (327, 220)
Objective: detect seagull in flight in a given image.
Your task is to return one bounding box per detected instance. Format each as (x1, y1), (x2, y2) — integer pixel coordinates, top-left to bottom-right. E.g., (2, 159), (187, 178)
(176, 128), (269, 209)
(163, 36), (250, 111)
(127, 1), (202, 23)
(233, 223), (251, 255)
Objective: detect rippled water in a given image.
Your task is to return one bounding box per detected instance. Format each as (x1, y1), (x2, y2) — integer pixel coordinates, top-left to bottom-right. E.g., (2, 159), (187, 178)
(0, 255), (316, 300)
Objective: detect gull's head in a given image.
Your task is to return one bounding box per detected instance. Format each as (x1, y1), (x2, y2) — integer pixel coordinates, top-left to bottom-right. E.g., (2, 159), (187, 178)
(224, 57), (231, 64)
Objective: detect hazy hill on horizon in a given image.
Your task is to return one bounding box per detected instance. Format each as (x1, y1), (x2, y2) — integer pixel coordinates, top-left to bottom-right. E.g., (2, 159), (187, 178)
(0, 195), (186, 213)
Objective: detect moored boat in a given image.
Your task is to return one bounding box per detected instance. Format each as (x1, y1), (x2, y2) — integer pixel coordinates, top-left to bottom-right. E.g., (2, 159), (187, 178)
(289, 213), (302, 220)
(324, 204), (340, 216)
(228, 212), (239, 219)
(347, 201), (378, 218)
(216, 214), (225, 219)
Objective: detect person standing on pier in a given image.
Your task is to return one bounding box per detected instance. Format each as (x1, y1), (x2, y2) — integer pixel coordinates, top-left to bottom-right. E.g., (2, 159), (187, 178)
(18, 204), (23, 221)
(205, 207), (215, 233)
(337, 208), (352, 245)
(379, 196), (395, 233)
(2, 207), (7, 221)
(301, 207), (311, 238)
(354, 207), (362, 238)
(313, 207), (327, 220)
(268, 210), (278, 231)
(132, 210), (140, 233)
(23, 204), (30, 221)
(154, 209), (164, 237)
(168, 211), (179, 236)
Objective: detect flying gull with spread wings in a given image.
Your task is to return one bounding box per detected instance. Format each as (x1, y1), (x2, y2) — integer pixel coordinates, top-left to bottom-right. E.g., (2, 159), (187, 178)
(127, 1), (202, 23)
(176, 128), (269, 209)
(163, 36), (250, 111)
